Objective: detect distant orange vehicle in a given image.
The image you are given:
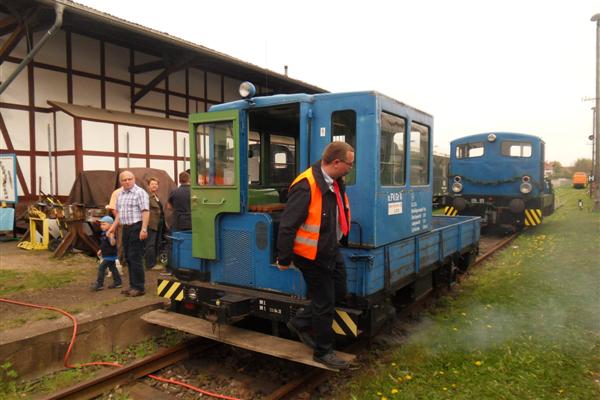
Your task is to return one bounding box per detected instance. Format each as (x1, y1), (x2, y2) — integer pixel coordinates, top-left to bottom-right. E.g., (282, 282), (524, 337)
(572, 172), (588, 189)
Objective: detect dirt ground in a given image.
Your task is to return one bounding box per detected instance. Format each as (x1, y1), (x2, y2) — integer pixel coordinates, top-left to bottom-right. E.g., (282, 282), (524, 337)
(0, 240), (166, 331)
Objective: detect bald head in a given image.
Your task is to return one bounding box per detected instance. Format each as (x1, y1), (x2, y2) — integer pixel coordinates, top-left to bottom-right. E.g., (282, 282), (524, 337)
(119, 171), (135, 190)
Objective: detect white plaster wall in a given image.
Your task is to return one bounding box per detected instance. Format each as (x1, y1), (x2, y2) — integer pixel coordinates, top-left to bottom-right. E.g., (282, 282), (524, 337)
(34, 69), (68, 107)
(34, 112), (54, 152)
(118, 125), (145, 154)
(137, 90), (164, 110)
(35, 155), (52, 195)
(149, 159), (174, 179)
(105, 82), (131, 112)
(169, 95), (186, 113)
(206, 72), (221, 101)
(223, 77), (241, 102)
(83, 155), (114, 171)
(55, 111), (74, 151)
(1, 109), (29, 150)
(134, 108), (164, 118)
(105, 43), (130, 81)
(56, 156), (75, 196)
(188, 99), (203, 113)
(17, 155), (30, 196)
(73, 75), (101, 107)
(119, 157), (146, 168)
(82, 120), (114, 152)
(33, 30), (67, 68)
(189, 68), (204, 98)
(0, 130), (5, 149)
(170, 70), (186, 93)
(71, 33), (100, 74)
(0, 61), (29, 105)
(149, 128), (174, 156)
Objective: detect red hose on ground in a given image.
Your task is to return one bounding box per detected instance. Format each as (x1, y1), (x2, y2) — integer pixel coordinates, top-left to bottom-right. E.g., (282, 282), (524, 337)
(0, 298), (241, 400)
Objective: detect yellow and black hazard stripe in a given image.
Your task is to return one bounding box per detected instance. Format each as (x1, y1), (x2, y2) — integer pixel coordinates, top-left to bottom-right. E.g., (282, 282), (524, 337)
(331, 308), (360, 337)
(524, 209), (542, 226)
(444, 206), (458, 216)
(157, 279), (184, 301)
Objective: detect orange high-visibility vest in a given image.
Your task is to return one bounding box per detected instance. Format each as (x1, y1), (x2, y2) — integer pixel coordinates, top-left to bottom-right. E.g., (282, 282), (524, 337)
(290, 168), (350, 260)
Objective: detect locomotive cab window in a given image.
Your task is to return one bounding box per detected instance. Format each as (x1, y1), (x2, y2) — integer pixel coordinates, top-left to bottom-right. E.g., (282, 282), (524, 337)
(196, 121), (235, 186)
(380, 112), (406, 186)
(409, 122), (430, 186)
(247, 104), (299, 196)
(332, 110), (356, 185)
(501, 141), (532, 157)
(456, 142), (484, 159)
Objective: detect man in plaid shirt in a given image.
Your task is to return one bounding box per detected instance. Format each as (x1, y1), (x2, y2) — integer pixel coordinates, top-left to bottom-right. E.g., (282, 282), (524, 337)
(109, 171), (150, 297)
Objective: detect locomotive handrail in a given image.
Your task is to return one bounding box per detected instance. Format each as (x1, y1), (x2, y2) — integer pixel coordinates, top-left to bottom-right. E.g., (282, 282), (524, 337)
(201, 198), (226, 205)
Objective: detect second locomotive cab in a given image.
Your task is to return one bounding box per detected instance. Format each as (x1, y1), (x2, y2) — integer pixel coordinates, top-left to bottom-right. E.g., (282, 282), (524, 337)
(444, 132), (555, 228)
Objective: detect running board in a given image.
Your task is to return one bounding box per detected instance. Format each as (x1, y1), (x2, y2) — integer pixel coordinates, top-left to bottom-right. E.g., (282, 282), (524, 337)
(141, 309), (355, 371)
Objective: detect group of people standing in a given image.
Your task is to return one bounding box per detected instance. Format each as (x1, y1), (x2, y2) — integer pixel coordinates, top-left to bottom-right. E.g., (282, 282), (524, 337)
(91, 170), (191, 296)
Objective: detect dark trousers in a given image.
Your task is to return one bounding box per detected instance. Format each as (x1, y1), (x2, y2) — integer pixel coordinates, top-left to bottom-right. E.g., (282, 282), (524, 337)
(95, 259), (122, 287)
(293, 250), (347, 357)
(144, 227), (159, 268)
(122, 222), (145, 291)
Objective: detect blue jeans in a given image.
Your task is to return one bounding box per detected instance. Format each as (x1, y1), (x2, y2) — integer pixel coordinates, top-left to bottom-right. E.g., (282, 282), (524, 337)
(122, 222), (145, 291)
(95, 259), (122, 287)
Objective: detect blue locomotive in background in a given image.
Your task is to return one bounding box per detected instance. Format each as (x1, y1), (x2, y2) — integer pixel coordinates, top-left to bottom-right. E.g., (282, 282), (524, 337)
(144, 83), (480, 362)
(444, 132), (555, 228)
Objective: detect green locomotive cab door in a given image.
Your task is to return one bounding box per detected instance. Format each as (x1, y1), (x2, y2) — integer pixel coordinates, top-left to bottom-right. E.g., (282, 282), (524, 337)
(189, 110), (241, 260)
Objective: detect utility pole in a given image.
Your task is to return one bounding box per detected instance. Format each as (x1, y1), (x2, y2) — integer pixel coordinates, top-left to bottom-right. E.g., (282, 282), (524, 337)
(592, 14), (600, 211)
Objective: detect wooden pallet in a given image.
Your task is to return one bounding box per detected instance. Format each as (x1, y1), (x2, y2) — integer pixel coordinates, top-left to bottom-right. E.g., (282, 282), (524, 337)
(142, 309), (355, 371)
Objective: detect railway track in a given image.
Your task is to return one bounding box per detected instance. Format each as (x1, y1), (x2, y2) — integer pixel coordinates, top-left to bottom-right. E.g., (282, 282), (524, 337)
(45, 231), (519, 400)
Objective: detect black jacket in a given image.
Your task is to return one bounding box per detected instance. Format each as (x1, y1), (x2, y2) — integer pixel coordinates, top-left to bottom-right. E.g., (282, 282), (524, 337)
(277, 161), (349, 269)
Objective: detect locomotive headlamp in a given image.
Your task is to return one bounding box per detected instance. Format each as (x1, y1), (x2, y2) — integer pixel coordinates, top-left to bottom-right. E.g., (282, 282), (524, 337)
(520, 182), (533, 194)
(453, 176), (462, 182)
(187, 288), (198, 301)
(522, 175), (531, 182)
(452, 182), (463, 193)
(487, 133), (497, 142)
(239, 81), (256, 99)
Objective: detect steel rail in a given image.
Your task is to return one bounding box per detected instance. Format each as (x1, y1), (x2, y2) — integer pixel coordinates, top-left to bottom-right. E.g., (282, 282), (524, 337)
(41, 338), (214, 400)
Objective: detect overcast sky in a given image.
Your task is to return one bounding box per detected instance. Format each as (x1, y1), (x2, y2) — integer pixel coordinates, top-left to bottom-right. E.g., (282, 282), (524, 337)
(78, 0), (598, 166)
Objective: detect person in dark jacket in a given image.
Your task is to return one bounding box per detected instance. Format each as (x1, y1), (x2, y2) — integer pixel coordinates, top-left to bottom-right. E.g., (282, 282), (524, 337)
(277, 141), (354, 370)
(144, 177), (164, 269)
(167, 171), (192, 232)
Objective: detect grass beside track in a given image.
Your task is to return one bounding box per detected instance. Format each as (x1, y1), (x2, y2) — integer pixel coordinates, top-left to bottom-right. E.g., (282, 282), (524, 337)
(343, 187), (600, 400)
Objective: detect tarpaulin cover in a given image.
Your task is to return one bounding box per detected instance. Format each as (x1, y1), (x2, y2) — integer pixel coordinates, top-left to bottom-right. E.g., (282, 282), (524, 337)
(68, 168), (178, 226)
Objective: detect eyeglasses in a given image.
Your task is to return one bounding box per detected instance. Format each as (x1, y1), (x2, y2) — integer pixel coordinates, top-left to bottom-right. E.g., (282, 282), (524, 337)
(338, 159), (354, 167)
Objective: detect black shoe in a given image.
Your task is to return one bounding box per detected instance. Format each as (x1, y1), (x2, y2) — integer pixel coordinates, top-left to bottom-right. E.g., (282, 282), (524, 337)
(90, 284), (103, 292)
(108, 283), (122, 289)
(313, 352), (349, 370)
(286, 320), (316, 349)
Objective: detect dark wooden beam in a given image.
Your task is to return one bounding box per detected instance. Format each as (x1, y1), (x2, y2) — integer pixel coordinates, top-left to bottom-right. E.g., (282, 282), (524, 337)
(0, 22), (25, 64)
(129, 59), (166, 74)
(131, 57), (194, 104)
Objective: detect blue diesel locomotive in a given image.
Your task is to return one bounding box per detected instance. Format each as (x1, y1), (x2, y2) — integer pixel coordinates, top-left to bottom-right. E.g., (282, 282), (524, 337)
(444, 132), (555, 228)
(144, 84), (480, 365)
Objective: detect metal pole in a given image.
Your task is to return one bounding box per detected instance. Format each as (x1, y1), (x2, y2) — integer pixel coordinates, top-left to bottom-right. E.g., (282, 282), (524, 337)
(592, 14), (600, 211)
(47, 124), (53, 196)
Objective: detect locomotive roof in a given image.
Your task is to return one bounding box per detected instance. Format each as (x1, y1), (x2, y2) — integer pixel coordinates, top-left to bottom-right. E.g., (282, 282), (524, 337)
(209, 91), (432, 118)
(450, 132), (545, 145)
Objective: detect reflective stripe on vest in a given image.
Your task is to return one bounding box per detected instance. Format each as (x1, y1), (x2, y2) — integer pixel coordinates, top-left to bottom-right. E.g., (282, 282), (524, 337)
(290, 168), (351, 260)
(290, 168), (322, 260)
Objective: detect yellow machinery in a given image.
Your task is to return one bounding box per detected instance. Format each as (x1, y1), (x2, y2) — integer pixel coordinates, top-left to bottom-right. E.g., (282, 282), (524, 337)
(17, 206), (49, 250)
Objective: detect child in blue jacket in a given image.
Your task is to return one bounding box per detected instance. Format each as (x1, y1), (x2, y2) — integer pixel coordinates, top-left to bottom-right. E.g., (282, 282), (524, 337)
(91, 216), (122, 291)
